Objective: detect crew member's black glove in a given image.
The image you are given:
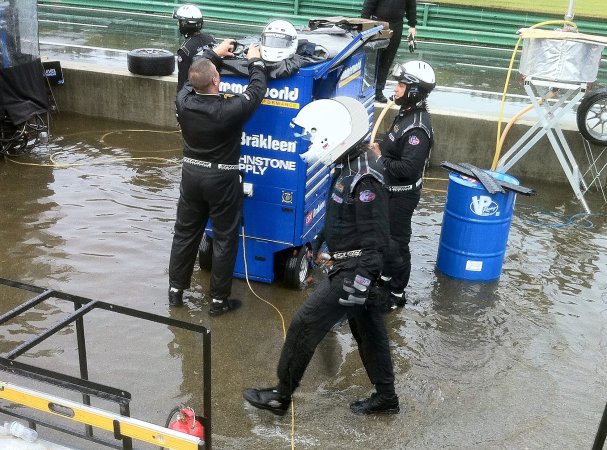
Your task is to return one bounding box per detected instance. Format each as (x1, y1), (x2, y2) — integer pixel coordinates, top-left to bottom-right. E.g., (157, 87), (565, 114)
(339, 277), (369, 306)
(408, 34), (417, 53)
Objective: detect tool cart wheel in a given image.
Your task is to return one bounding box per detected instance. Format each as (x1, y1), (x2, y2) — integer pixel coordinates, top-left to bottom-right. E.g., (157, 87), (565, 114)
(127, 48), (175, 76)
(198, 233), (213, 271)
(284, 247), (310, 288)
(577, 88), (607, 146)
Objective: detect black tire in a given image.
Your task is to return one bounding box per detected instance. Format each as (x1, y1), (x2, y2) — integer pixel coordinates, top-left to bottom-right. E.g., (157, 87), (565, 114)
(198, 233), (213, 271)
(577, 88), (607, 146)
(284, 247), (310, 289)
(127, 48), (175, 76)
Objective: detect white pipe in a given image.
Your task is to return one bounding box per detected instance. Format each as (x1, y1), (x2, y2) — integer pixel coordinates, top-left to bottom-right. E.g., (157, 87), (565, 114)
(565, 0), (575, 21)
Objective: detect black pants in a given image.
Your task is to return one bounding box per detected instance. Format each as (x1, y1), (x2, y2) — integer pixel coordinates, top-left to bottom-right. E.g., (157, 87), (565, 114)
(276, 268), (395, 396)
(383, 189), (421, 293)
(169, 163), (242, 300)
(376, 20), (404, 92)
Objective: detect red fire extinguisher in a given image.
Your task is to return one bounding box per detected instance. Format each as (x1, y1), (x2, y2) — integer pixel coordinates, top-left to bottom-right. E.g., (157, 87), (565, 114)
(168, 407), (204, 440)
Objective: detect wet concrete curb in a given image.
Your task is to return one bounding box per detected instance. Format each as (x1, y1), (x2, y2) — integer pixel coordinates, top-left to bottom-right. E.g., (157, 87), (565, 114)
(54, 61), (592, 184)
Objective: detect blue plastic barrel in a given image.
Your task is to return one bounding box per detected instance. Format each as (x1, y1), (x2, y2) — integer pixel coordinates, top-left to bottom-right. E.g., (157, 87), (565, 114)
(436, 171), (519, 281)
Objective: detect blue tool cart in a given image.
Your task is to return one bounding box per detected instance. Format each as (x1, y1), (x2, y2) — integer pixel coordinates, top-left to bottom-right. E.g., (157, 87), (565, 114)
(200, 25), (387, 287)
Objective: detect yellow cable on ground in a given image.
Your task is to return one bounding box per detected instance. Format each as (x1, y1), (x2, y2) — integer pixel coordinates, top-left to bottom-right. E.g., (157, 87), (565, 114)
(240, 227), (295, 450)
(5, 128), (182, 168)
(99, 129), (181, 144)
(492, 19), (576, 171)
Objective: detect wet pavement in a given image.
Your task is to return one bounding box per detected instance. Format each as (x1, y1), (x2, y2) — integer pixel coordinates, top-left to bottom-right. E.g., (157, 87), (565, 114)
(1, 10), (607, 449)
(1, 113), (607, 449)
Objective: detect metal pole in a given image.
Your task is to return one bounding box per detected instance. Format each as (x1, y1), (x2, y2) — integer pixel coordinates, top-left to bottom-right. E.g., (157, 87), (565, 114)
(565, 0), (575, 21)
(593, 400), (607, 450)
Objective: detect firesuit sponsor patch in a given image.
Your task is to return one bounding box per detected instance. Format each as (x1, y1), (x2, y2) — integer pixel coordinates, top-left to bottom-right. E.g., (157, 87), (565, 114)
(359, 190), (376, 202)
(408, 135), (420, 145)
(331, 193), (344, 204)
(354, 274), (371, 287)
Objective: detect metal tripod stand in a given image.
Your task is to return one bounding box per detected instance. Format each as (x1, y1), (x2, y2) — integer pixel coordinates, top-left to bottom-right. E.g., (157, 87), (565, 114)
(497, 77), (594, 212)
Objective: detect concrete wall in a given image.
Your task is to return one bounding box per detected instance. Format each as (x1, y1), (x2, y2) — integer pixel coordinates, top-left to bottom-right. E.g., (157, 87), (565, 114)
(54, 61), (596, 185)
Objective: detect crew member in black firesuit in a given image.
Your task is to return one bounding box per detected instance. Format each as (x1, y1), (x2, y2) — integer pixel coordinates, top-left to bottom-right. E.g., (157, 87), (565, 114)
(244, 97), (399, 416)
(167, 39), (267, 315)
(369, 60), (435, 311)
(173, 4), (216, 92)
(361, 0), (417, 103)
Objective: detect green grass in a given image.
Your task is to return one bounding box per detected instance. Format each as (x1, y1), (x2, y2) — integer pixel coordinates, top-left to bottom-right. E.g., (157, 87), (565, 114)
(433, 0), (607, 20)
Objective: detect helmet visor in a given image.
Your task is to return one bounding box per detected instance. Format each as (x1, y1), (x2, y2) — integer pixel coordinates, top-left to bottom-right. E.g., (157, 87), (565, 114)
(290, 121), (313, 141)
(261, 33), (295, 49)
(392, 65), (421, 85)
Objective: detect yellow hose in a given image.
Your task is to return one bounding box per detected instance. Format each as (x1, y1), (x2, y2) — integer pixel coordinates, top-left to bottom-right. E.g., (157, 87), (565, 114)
(371, 99), (395, 142)
(492, 19), (577, 171)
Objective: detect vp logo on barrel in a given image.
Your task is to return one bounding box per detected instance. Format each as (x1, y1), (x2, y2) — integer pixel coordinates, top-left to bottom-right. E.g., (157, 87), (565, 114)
(470, 195), (500, 216)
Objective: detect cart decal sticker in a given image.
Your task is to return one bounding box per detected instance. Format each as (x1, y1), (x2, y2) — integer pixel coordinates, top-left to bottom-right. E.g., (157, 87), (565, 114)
(261, 99), (300, 109)
(335, 182), (345, 193)
(221, 82), (300, 108)
(221, 82), (299, 100)
(408, 135), (420, 145)
(470, 195), (499, 216)
(240, 155), (296, 175)
(305, 201), (326, 225)
(359, 190), (376, 202)
(338, 60), (362, 88)
(241, 132), (297, 153)
(331, 193), (344, 204)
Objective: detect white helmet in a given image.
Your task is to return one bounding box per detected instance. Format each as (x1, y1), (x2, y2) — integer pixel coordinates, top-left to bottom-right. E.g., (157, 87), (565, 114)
(392, 60), (436, 105)
(291, 97), (370, 166)
(173, 4), (203, 37)
(260, 20), (298, 62)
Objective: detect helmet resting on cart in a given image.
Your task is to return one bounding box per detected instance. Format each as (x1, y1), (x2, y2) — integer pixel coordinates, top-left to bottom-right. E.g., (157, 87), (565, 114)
(173, 4), (204, 37)
(260, 20), (298, 62)
(291, 97), (369, 166)
(392, 60), (436, 106)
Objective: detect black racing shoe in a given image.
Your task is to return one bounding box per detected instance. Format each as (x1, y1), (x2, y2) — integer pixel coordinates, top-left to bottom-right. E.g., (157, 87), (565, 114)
(208, 298), (242, 316)
(350, 392), (400, 415)
(243, 387), (291, 416)
(380, 292), (407, 313)
(391, 292), (407, 308)
(375, 91), (388, 103)
(168, 288), (183, 307)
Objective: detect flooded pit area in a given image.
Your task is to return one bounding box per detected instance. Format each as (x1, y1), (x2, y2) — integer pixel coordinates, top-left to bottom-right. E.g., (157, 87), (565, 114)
(1, 113), (606, 449)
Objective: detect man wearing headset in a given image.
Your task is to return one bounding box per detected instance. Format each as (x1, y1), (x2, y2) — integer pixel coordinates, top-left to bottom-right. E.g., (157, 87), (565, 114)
(369, 60), (435, 311)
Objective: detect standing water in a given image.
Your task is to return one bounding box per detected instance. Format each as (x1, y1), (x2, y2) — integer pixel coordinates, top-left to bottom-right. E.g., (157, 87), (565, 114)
(0, 113), (606, 449)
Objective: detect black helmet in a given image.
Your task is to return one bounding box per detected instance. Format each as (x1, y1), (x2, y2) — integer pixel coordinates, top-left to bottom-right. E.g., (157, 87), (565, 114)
(173, 4), (203, 37)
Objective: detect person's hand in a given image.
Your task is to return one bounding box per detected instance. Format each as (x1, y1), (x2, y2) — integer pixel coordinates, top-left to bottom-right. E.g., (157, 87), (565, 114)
(408, 27), (417, 53)
(368, 142), (381, 157)
(247, 43), (261, 60)
(214, 39), (235, 58)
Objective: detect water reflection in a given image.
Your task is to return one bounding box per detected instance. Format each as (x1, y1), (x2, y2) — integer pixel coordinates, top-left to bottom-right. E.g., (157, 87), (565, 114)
(1, 115), (606, 448)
